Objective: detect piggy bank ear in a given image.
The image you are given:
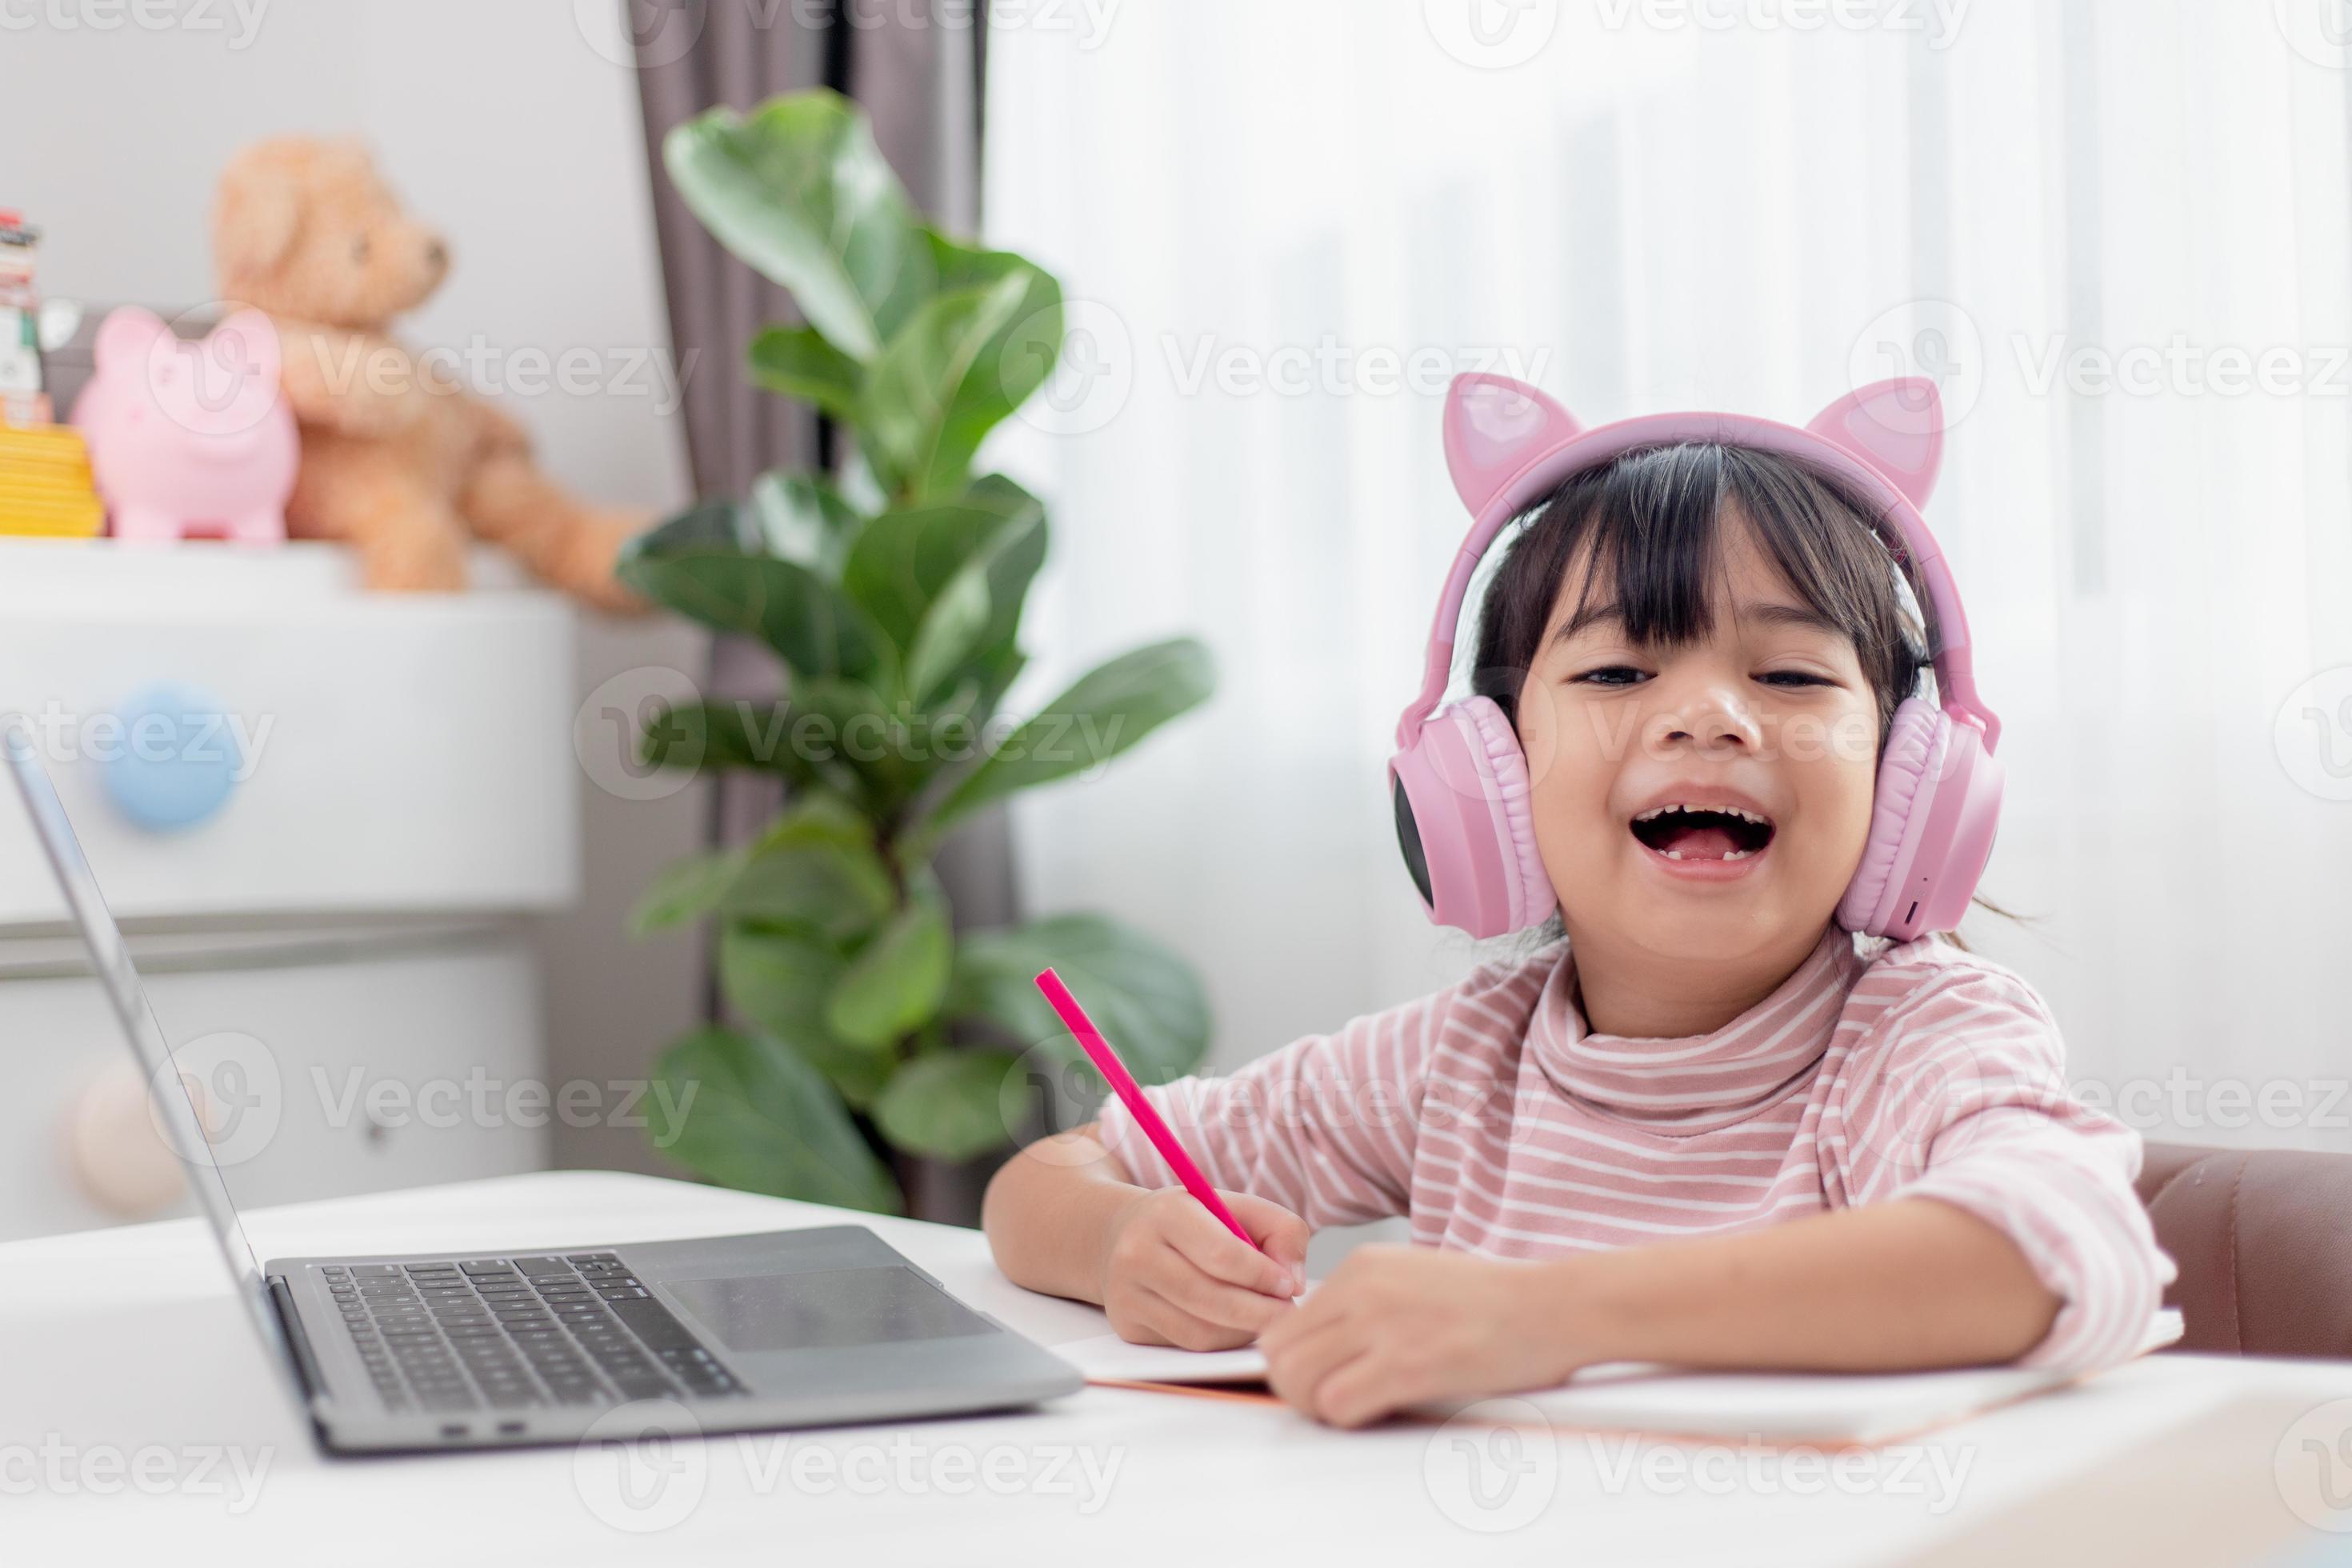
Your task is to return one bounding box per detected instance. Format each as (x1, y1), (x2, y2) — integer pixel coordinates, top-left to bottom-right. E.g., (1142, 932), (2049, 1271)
(1806, 378), (1942, 509)
(210, 308), (282, 386)
(1444, 373), (1584, 516)
(94, 306), (168, 371)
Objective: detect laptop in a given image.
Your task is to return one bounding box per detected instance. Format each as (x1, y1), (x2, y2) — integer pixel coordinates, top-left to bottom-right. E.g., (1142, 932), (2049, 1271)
(2, 719), (1082, 1454)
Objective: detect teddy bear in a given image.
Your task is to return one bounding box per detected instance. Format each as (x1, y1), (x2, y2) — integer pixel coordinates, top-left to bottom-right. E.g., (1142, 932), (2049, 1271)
(211, 137), (644, 609)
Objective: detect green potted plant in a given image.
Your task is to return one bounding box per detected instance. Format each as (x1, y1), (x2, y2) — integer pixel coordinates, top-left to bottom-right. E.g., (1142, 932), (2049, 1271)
(622, 90), (1214, 1218)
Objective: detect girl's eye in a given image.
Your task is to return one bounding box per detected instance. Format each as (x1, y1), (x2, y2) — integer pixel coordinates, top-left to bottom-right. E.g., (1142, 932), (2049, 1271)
(1758, 670), (1832, 688)
(1573, 666), (1650, 688)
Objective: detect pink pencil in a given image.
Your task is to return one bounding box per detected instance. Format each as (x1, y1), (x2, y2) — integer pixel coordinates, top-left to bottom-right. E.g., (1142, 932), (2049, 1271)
(1031, 966), (1261, 1252)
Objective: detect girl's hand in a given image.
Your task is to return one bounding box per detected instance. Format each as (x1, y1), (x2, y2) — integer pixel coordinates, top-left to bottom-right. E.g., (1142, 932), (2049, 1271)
(1098, 1188), (1308, 1351)
(1260, 1245), (1583, 1428)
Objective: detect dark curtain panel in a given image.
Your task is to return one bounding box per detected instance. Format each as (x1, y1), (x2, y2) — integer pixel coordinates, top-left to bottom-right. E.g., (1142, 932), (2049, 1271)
(630, 0), (1022, 961)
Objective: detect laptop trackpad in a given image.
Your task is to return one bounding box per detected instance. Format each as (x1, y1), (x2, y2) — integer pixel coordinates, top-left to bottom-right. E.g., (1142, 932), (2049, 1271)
(663, 1266), (998, 1354)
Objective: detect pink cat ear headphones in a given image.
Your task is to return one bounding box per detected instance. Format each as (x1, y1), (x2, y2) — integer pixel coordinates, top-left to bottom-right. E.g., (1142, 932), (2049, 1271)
(1387, 374), (2003, 943)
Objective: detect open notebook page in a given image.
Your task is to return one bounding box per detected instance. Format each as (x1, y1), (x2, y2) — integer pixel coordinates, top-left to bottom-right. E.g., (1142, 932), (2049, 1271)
(1061, 1308), (2186, 1445)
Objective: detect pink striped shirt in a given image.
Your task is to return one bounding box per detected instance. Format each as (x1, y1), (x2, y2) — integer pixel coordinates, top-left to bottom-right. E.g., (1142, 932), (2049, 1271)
(1094, 928), (2175, 1375)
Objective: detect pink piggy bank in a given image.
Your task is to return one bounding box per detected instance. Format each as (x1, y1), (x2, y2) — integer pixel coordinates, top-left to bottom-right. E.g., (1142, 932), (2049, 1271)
(74, 306), (298, 546)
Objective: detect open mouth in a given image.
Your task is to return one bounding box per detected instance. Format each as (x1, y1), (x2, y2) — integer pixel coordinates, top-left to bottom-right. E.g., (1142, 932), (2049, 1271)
(1629, 803), (1776, 862)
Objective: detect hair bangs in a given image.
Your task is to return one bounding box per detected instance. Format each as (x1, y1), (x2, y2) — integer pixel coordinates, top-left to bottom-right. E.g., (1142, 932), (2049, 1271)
(1470, 442), (1929, 740)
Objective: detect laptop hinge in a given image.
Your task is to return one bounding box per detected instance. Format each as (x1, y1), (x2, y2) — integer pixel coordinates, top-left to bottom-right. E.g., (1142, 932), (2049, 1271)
(266, 1274), (329, 1402)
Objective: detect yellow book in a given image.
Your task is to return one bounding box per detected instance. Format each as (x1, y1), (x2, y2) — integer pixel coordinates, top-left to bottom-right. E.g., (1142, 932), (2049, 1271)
(0, 430), (94, 489)
(0, 498), (103, 537)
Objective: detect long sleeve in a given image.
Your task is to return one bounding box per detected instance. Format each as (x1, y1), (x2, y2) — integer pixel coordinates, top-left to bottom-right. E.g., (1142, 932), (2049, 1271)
(1091, 970), (1493, 1230)
(1827, 961), (2178, 1375)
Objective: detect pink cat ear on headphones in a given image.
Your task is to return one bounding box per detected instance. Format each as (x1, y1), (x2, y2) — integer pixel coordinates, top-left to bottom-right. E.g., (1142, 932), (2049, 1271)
(1805, 378), (1943, 510)
(1442, 373), (1586, 515)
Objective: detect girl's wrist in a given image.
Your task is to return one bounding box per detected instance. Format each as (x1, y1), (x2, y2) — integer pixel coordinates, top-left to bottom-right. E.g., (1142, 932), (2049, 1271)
(1518, 1249), (1652, 1380)
(1088, 1186), (1152, 1302)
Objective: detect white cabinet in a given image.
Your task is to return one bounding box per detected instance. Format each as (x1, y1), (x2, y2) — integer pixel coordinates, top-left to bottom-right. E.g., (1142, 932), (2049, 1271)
(0, 540), (582, 1239)
(0, 929), (550, 1238)
(0, 538), (578, 921)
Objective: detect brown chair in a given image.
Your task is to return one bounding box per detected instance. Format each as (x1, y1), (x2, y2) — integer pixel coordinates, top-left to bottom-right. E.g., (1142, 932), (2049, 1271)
(2137, 1141), (2352, 1358)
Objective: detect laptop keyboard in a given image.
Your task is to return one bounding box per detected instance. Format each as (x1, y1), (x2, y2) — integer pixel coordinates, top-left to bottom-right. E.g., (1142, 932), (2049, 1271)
(322, 1253), (746, 1414)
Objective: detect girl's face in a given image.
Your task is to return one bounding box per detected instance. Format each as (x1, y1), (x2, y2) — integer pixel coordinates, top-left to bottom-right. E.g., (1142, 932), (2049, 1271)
(1513, 511), (1882, 966)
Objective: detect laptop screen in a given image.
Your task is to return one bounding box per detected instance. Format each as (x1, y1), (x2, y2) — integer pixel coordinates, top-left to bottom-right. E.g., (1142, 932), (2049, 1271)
(1, 717), (296, 1386)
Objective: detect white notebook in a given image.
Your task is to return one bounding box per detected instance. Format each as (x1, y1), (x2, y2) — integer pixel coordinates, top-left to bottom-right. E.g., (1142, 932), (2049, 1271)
(1063, 1308), (2186, 1445)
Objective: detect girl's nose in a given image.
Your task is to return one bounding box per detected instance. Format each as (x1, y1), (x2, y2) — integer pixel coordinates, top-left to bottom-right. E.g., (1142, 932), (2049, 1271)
(1657, 682), (1762, 752)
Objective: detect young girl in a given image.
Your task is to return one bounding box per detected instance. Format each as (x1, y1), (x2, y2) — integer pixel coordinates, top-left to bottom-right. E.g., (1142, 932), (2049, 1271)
(982, 374), (2174, 1429)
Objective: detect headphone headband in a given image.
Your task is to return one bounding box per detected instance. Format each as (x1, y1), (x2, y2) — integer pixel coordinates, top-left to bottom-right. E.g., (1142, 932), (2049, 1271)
(1396, 375), (1999, 754)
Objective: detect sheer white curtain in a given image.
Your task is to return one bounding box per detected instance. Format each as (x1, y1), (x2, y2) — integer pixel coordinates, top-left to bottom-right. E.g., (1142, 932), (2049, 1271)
(979, 0), (2352, 1153)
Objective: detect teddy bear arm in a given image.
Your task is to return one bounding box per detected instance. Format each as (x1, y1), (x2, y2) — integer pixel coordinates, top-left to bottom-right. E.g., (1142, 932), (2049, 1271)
(290, 439), (470, 593)
(275, 322), (427, 438)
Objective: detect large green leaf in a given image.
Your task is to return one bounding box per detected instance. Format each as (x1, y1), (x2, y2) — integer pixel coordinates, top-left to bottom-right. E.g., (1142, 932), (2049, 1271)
(750, 789), (874, 854)
(722, 838), (894, 942)
(918, 636), (1216, 846)
(903, 509), (1052, 706)
(662, 92), (930, 358)
(639, 699), (801, 778)
(857, 270), (1038, 502)
(840, 491), (1046, 709)
(961, 477), (1052, 678)
(620, 496), (757, 554)
(629, 847), (746, 934)
(946, 912), (1211, 1086)
(786, 672), (915, 810)
(826, 874), (952, 1047)
(747, 470), (862, 578)
(618, 541), (893, 690)
(902, 558), (995, 708)
(718, 925), (894, 1110)
(838, 480), (1045, 648)
(631, 792), (870, 936)
(929, 645), (1026, 734)
(950, 639), (1033, 734)
(647, 1026), (900, 1212)
(873, 1047), (1023, 1162)
(721, 920), (846, 1035)
(923, 232), (1066, 471)
(748, 326), (862, 425)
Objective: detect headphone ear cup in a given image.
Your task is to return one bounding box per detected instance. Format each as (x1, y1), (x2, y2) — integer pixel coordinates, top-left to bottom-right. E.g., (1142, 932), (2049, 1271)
(1388, 697), (1557, 938)
(1460, 698), (1558, 932)
(1838, 700), (2002, 939)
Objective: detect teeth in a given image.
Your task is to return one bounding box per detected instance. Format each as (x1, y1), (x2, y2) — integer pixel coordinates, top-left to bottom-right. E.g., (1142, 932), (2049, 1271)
(1633, 803), (1770, 826)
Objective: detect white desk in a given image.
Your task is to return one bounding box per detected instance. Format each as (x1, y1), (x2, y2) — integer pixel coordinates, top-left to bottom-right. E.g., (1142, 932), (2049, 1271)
(1, 1170), (2340, 1566)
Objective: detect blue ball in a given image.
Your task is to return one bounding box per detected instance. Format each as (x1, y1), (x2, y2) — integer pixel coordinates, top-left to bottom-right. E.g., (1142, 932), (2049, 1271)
(100, 682), (242, 833)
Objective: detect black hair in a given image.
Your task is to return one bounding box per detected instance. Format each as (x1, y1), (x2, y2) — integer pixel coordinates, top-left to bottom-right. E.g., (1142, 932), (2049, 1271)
(1470, 442), (1932, 746)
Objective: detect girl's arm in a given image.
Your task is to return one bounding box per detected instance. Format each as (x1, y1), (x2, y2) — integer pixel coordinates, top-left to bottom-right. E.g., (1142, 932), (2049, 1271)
(980, 1125), (1146, 1304)
(1542, 1194), (2060, 1363)
(1262, 964), (2172, 1428)
(1258, 1197), (2061, 1429)
(987, 959), (1514, 1345)
(1552, 1194), (2062, 1369)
